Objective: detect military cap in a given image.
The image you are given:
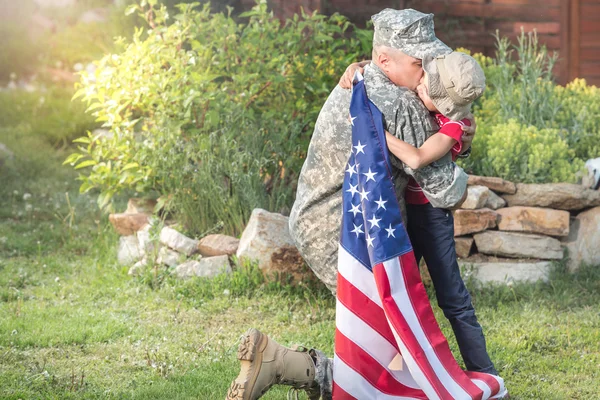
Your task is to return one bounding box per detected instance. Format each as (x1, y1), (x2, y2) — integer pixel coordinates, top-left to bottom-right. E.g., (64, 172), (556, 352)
(372, 8), (451, 60)
(423, 51), (486, 121)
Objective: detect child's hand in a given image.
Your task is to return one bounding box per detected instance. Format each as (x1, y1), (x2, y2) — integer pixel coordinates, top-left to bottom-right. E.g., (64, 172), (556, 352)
(461, 113), (477, 152)
(339, 60), (370, 89)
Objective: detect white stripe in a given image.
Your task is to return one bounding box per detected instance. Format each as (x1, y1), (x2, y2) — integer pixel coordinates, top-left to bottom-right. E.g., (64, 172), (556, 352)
(388, 321), (440, 400)
(472, 379), (492, 399)
(382, 258), (473, 400)
(487, 374), (507, 399)
(335, 300), (420, 389)
(333, 357), (420, 400)
(338, 245), (382, 307)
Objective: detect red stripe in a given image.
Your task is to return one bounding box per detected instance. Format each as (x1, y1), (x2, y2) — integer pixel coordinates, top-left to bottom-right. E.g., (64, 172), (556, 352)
(398, 252), (484, 399)
(335, 329), (428, 399)
(337, 272), (398, 349)
(465, 371), (502, 396)
(332, 381), (357, 400)
(373, 263), (455, 400)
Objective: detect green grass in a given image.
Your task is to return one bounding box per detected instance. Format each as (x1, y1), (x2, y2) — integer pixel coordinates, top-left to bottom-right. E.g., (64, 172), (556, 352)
(1, 106), (599, 399)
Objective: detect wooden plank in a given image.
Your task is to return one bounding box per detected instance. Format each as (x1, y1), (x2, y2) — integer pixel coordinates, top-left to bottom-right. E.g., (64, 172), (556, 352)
(584, 76), (600, 86)
(581, 48), (600, 61)
(413, 1), (561, 21)
(570, 0), (581, 80)
(580, 62), (600, 76)
(581, 4), (600, 19)
(559, 0), (570, 85)
(581, 20), (600, 33)
(491, 0), (560, 5)
(581, 32), (600, 47)
(513, 22), (561, 34)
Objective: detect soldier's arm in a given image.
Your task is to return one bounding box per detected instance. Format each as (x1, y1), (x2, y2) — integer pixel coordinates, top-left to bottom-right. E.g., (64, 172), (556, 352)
(388, 95), (468, 209)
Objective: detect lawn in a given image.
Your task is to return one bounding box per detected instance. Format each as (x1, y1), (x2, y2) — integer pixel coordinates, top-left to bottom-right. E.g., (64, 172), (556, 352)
(0, 123), (599, 399)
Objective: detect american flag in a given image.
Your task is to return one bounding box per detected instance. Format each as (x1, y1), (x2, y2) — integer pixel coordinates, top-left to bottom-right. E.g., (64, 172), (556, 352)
(332, 74), (507, 400)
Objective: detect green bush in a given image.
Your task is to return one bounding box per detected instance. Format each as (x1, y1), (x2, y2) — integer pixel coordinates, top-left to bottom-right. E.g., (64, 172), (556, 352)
(69, 0), (366, 235)
(466, 119), (585, 183)
(459, 31), (600, 183)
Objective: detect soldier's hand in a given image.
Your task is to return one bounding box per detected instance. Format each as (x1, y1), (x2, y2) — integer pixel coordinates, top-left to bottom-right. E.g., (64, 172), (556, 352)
(461, 113), (477, 153)
(339, 60), (371, 89)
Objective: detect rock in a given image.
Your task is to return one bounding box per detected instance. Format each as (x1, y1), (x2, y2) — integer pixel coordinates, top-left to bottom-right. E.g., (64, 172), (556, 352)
(118, 235), (142, 266)
(196, 255), (232, 278)
(126, 198), (157, 214)
(159, 227), (198, 256)
(461, 260), (552, 285)
(136, 224), (154, 256)
(561, 206), (600, 271)
(455, 237), (474, 258)
(453, 208), (498, 236)
(485, 190), (506, 210)
(467, 175), (517, 194)
(584, 158), (600, 190)
(460, 185), (490, 209)
(109, 213), (149, 236)
(496, 206), (570, 237)
(128, 259), (147, 276)
(502, 183), (600, 211)
(473, 231), (564, 260)
(174, 256), (231, 279)
(198, 234), (239, 257)
(157, 247), (181, 268)
(237, 209), (310, 282)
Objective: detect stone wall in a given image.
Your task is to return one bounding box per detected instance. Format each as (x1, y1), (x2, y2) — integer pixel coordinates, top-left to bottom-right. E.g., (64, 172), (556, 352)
(455, 175), (600, 284)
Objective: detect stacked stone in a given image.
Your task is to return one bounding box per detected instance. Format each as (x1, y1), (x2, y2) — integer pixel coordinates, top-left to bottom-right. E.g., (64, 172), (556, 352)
(111, 198), (236, 279)
(111, 201), (311, 283)
(454, 176), (600, 285)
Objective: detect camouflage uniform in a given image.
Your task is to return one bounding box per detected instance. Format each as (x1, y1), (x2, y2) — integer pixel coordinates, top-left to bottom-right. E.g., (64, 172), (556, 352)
(289, 37), (467, 292)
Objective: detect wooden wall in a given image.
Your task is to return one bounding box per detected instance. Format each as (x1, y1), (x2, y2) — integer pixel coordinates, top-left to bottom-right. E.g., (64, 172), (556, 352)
(244, 0), (600, 86)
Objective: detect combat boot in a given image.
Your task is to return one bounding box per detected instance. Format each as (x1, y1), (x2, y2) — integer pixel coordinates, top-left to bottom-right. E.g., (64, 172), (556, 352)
(226, 328), (320, 400)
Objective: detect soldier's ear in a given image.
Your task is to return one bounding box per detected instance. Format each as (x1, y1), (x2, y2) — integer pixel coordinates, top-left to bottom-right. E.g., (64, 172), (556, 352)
(377, 51), (391, 70)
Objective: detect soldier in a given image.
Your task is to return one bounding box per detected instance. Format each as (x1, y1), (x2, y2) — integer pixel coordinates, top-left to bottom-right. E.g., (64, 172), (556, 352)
(226, 8), (497, 400)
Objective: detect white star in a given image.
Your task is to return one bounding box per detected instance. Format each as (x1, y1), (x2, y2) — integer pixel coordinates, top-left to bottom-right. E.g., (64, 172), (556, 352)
(349, 113), (357, 126)
(385, 223), (396, 238)
(366, 234), (375, 248)
(375, 196), (387, 210)
(358, 188), (370, 201)
(354, 140), (366, 155)
(346, 183), (359, 197)
(346, 163), (357, 177)
(350, 223), (363, 237)
(368, 215), (381, 229)
(348, 203), (362, 217)
(363, 168), (377, 182)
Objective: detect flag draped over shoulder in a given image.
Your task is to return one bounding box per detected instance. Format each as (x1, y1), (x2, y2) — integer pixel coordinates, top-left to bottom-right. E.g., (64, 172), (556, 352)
(332, 74), (507, 400)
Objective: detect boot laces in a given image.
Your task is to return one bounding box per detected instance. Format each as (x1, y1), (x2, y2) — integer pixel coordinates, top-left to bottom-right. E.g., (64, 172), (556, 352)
(287, 387), (300, 400)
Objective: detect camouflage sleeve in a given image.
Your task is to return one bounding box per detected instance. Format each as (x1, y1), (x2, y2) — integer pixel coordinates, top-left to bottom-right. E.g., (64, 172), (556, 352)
(389, 94), (468, 209)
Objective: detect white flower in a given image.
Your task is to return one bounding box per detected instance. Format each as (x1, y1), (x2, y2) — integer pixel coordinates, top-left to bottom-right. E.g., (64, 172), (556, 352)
(25, 204), (33, 211)
(23, 193), (32, 201)
(73, 63), (84, 72)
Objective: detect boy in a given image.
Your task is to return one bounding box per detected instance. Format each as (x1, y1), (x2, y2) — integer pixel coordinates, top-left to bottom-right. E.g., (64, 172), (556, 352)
(384, 51), (486, 205)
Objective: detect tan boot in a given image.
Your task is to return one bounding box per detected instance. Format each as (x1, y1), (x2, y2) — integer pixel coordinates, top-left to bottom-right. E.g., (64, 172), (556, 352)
(226, 328), (320, 400)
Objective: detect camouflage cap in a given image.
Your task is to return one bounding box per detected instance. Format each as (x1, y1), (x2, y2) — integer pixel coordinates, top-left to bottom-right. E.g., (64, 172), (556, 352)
(372, 8), (451, 60)
(424, 51), (486, 121)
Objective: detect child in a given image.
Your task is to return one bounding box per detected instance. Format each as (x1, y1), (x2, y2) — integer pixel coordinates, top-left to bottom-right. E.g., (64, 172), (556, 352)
(386, 52), (499, 377)
(385, 51), (486, 204)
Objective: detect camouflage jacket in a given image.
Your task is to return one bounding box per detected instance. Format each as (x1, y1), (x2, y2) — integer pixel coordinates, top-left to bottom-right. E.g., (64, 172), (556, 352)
(289, 63), (468, 291)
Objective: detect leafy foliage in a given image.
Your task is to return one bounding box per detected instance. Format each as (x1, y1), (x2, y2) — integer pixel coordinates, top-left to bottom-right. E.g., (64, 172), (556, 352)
(70, 0), (366, 234)
(458, 32), (600, 182)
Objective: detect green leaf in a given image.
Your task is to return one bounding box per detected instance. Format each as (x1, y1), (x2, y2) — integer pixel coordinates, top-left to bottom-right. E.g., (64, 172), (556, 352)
(75, 160), (97, 169)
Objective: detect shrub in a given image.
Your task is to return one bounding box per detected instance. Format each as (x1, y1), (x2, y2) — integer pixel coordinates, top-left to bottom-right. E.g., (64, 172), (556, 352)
(459, 31), (599, 182)
(468, 119), (585, 183)
(69, 0), (364, 235)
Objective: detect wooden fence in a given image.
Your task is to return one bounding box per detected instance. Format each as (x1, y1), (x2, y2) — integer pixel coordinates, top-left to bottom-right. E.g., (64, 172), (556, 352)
(242, 0), (600, 86)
